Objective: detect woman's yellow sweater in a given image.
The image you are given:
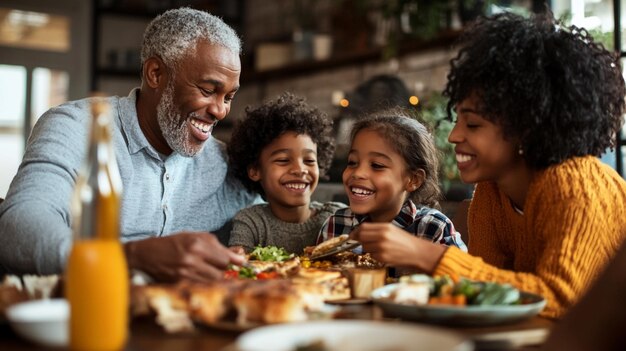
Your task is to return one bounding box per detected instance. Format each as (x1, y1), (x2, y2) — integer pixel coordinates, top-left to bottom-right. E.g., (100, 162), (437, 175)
(435, 156), (626, 318)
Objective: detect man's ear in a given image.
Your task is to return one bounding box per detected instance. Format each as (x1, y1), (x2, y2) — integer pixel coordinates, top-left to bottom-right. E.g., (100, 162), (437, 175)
(406, 169), (426, 192)
(143, 56), (167, 89)
(247, 165), (261, 182)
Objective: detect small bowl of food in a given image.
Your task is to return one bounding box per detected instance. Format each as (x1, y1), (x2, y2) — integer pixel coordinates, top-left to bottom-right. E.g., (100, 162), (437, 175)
(6, 298), (69, 348)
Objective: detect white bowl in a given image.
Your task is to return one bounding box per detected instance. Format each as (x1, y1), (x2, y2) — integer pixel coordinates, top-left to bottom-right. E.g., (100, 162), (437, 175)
(236, 320), (473, 351)
(6, 298), (68, 348)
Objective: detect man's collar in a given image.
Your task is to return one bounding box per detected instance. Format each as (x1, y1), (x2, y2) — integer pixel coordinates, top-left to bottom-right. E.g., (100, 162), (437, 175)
(119, 88), (160, 158)
(119, 88), (222, 163)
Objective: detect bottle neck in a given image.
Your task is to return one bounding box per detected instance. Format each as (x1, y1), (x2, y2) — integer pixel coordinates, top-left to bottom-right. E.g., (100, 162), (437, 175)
(72, 100), (123, 241)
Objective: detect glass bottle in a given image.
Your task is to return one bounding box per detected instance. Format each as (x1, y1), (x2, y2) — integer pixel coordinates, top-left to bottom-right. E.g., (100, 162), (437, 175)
(66, 98), (128, 350)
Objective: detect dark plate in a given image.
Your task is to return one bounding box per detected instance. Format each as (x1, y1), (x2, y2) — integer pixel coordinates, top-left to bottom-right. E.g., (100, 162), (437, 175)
(371, 283), (547, 327)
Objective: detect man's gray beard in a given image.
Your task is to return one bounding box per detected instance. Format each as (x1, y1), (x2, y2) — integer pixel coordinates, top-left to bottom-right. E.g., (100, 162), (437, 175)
(156, 83), (205, 157)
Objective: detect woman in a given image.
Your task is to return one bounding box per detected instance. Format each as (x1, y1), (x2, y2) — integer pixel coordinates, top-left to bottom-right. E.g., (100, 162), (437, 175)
(353, 12), (626, 318)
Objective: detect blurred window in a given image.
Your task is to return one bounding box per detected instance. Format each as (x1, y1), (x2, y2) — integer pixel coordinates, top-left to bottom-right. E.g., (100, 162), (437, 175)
(552, 1), (624, 176)
(32, 67), (69, 127)
(0, 64), (25, 129)
(0, 65), (68, 198)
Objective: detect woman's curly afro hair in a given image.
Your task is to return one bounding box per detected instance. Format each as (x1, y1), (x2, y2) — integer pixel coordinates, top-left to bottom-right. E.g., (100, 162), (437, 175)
(443, 12), (626, 170)
(227, 92), (335, 195)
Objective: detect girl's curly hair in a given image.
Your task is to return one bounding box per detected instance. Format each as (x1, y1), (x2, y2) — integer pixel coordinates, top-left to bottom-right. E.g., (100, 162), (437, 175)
(443, 12), (626, 169)
(350, 109), (442, 209)
(227, 92), (335, 196)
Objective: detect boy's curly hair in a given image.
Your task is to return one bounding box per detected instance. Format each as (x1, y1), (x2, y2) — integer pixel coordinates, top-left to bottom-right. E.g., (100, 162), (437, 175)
(443, 12), (626, 169)
(227, 92), (335, 196)
(350, 109), (442, 209)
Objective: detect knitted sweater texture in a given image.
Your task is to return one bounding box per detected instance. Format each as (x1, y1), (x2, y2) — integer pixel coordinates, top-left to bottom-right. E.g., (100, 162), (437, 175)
(435, 156), (626, 318)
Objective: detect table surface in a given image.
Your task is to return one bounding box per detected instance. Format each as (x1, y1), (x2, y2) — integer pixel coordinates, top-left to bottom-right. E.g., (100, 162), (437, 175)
(1, 303), (554, 351)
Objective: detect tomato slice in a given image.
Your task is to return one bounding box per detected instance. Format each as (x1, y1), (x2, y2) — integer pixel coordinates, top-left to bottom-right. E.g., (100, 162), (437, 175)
(256, 271), (279, 280)
(224, 270), (239, 279)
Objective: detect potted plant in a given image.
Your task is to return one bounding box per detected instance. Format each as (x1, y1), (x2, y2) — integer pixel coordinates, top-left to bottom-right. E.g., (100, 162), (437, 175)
(355, 0), (528, 58)
(419, 92), (473, 200)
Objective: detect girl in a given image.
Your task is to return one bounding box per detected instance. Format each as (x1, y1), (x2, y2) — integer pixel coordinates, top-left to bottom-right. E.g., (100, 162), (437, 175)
(357, 13), (626, 319)
(227, 92), (345, 254)
(317, 111), (467, 265)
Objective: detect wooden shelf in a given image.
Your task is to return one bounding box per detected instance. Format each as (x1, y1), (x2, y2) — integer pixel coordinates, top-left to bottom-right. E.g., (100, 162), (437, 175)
(92, 29), (460, 85)
(91, 0), (243, 91)
(241, 29), (461, 84)
(91, 2), (459, 88)
(96, 7), (159, 19)
(96, 5), (240, 24)
(95, 67), (141, 79)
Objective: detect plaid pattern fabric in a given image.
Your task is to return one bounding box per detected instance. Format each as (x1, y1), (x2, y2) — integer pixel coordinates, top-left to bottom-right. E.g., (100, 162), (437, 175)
(316, 200), (467, 251)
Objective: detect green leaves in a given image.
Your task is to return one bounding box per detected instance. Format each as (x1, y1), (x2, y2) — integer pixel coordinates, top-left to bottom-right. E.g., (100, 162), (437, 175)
(238, 266), (257, 278)
(419, 92), (459, 189)
(250, 245), (294, 262)
(472, 281), (521, 306)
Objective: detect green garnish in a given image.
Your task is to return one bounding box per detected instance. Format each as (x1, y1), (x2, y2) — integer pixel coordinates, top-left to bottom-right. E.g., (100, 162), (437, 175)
(250, 245), (294, 262)
(238, 266), (256, 279)
(472, 282), (520, 306)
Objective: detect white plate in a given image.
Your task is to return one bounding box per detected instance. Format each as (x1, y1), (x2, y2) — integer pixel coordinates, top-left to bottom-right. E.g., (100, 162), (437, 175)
(372, 283), (546, 327)
(236, 320), (472, 351)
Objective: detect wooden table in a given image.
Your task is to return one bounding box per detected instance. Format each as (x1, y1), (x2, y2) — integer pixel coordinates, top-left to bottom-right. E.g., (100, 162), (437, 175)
(1, 304), (554, 351)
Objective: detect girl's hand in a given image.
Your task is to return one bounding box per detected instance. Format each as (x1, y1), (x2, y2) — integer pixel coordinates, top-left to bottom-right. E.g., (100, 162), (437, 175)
(350, 223), (419, 266)
(350, 222), (447, 274)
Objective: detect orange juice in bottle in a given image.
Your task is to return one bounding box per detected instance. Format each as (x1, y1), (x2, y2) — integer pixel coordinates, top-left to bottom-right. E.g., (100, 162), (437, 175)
(66, 98), (128, 350)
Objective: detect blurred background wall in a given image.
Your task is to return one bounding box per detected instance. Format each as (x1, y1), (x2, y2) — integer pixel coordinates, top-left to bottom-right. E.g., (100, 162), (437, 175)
(0, 0), (623, 200)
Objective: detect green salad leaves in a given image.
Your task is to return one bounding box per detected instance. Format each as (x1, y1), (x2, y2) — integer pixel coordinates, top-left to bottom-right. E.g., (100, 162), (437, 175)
(249, 245), (294, 262)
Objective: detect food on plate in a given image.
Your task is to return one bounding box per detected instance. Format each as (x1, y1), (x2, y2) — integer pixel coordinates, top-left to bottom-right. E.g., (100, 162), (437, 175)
(328, 252), (384, 269)
(133, 284), (195, 333)
(132, 277), (340, 332)
(386, 275), (523, 307)
(188, 283), (232, 324)
(249, 245), (294, 262)
(234, 280), (311, 324)
(224, 256), (301, 279)
(133, 281), (256, 332)
(293, 268), (341, 283)
(300, 257), (332, 269)
(389, 274), (431, 305)
(131, 244), (390, 332)
(468, 280), (520, 306)
(310, 234), (349, 257)
(291, 269), (350, 301)
(224, 245), (302, 280)
(305, 250), (387, 300)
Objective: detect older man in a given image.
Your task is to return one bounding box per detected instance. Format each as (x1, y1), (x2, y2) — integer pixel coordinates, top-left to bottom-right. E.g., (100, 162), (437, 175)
(0, 8), (260, 282)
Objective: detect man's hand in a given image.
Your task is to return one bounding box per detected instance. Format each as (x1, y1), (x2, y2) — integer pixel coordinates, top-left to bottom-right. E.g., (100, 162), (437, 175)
(229, 245), (246, 256)
(124, 232), (245, 283)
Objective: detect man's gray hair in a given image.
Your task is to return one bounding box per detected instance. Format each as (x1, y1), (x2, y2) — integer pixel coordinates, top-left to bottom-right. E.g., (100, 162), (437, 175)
(141, 7), (241, 68)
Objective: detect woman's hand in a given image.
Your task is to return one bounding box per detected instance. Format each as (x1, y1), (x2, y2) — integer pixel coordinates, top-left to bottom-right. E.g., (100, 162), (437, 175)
(350, 222), (447, 274)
